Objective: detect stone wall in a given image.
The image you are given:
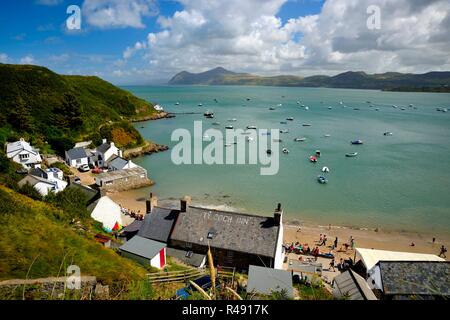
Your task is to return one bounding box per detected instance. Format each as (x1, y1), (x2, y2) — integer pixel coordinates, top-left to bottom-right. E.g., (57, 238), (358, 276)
(99, 175), (153, 192)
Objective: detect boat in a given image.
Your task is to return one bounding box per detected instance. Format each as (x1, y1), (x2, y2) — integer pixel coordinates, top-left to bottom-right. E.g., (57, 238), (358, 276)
(353, 108), (360, 111)
(280, 129), (289, 134)
(246, 125), (257, 130)
(212, 122), (220, 125)
(383, 132), (393, 136)
(346, 152), (358, 157)
(204, 111), (214, 118)
(294, 138), (306, 142)
(309, 156), (318, 163)
(392, 105), (397, 108)
(328, 107), (332, 110)
(401, 107), (406, 111)
(280, 121), (287, 124)
(198, 103), (203, 107)
(315, 150), (321, 157)
(351, 140), (364, 145)
(324, 134), (331, 138)
(203, 134), (210, 139)
(246, 98), (251, 101)
(443, 108), (448, 113)
(282, 148), (289, 154)
(269, 107), (276, 110)
(277, 104), (282, 107)
(305, 107), (309, 111)
(322, 166), (330, 173)
(375, 108), (380, 111)
(228, 118), (237, 122)
(317, 175), (328, 184)
(246, 137), (254, 142)
(225, 143), (232, 147)
(302, 123), (312, 127)
(273, 138), (282, 142)
(214, 98), (218, 103)
(225, 125), (234, 129)
(287, 117), (294, 121)
(175, 102), (180, 105)
(297, 101), (301, 105)
(266, 149), (272, 155)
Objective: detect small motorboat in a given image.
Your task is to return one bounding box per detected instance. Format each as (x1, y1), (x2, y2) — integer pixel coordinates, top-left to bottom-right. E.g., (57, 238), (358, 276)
(305, 106), (309, 111)
(246, 136), (254, 142)
(212, 122), (220, 125)
(315, 150), (321, 157)
(175, 102), (180, 105)
(383, 132), (393, 136)
(280, 129), (289, 134)
(317, 175), (328, 184)
(392, 105), (397, 108)
(266, 149), (272, 155)
(443, 108), (448, 113)
(328, 107), (332, 110)
(324, 134), (331, 138)
(309, 156), (318, 163)
(269, 107), (276, 110)
(282, 148), (289, 154)
(198, 103), (203, 107)
(351, 140), (364, 145)
(228, 118), (237, 122)
(375, 108), (380, 111)
(204, 111), (214, 118)
(246, 125), (257, 130)
(225, 143), (232, 147)
(346, 152), (358, 157)
(225, 125), (234, 129)
(353, 108), (360, 111)
(322, 166), (330, 173)
(294, 138), (306, 142)
(246, 98), (251, 101)
(287, 117), (294, 121)
(302, 123), (312, 127)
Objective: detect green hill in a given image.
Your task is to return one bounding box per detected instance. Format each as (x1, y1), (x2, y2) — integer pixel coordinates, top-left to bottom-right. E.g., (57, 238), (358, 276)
(0, 64), (157, 154)
(168, 67), (450, 92)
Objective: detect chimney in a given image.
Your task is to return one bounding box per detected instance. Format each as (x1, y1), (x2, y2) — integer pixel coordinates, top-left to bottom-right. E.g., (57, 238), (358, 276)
(180, 195), (192, 213)
(147, 192), (158, 213)
(274, 203), (282, 226)
(119, 149), (123, 157)
(102, 138), (107, 144)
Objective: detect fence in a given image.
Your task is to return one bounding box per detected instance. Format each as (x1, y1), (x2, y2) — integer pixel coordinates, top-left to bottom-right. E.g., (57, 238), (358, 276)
(147, 266), (236, 284)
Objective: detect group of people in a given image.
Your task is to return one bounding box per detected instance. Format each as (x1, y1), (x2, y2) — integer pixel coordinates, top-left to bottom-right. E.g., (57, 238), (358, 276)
(119, 205), (144, 221)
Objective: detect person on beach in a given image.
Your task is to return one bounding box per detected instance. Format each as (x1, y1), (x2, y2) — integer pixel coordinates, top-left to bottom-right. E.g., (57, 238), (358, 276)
(320, 235), (327, 246)
(329, 258), (336, 272)
(439, 245), (447, 258)
(334, 237), (338, 249)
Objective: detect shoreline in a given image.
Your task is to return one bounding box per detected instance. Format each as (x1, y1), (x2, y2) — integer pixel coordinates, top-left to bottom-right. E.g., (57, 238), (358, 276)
(108, 189), (449, 259)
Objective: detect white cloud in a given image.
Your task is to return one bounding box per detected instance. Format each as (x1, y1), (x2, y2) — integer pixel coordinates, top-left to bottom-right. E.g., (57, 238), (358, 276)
(121, 0), (450, 81)
(19, 55), (35, 65)
(82, 0), (158, 29)
(0, 53), (8, 63)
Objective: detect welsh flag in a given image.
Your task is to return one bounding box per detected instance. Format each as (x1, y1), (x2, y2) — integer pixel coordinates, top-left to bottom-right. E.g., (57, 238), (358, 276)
(112, 222), (121, 231)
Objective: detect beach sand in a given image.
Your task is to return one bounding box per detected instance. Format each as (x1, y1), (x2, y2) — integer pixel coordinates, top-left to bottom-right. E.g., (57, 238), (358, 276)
(109, 189), (449, 261)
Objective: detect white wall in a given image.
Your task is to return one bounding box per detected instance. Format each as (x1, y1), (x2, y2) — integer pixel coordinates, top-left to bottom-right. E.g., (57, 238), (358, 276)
(274, 220), (285, 269)
(68, 157), (88, 168)
(33, 182), (56, 197)
(150, 248), (166, 269)
(10, 150), (41, 168)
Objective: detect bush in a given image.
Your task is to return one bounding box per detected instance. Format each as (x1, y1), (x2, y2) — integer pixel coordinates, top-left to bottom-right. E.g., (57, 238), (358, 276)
(44, 187), (89, 221)
(19, 182), (43, 200)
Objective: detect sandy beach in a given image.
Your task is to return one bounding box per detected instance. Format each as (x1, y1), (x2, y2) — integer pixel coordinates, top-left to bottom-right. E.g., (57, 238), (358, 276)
(109, 189), (449, 262)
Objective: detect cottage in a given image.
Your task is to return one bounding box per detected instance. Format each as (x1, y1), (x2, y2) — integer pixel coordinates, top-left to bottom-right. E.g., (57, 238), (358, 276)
(65, 147), (90, 168)
(333, 269), (377, 300)
(154, 104), (164, 111)
(120, 220), (144, 241)
(107, 155), (137, 171)
(87, 196), (123, 232)
(166, 248), (206, 268)
(168, 199), (285, 270)
(119, 235), (166, 269)
(6, 138), (42, 169)
(95, 167), (151, 192)
(18, 175), (60, 196)
(95, 139), (121, 168)
(138, 204), (179, 243)
(367, 261), (450, 300)
(247, 265), (294, 298)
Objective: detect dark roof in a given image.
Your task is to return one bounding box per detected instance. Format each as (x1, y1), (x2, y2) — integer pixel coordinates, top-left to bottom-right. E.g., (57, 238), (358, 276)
(66, 147), (88, 160)
(18, 175), (55, 187)
(170, 206), (280, 258)
(334, 270), (377, 300)
(108, 155), (129, 169)
(247, 265), (293, 297)
(119, 236), (165, 260)
(67, 183), (99, 204)
(138, 207), (179, 243)
(29, 167), (47, 179)
(378, 261), (450, 297)
(121, 220), (144, 233)
(96, 143), (111, 154)
(166, 248), (206, 268)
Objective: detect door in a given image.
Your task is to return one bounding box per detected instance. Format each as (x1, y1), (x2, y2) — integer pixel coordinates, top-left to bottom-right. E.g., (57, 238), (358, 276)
(159, 248), (165, 268)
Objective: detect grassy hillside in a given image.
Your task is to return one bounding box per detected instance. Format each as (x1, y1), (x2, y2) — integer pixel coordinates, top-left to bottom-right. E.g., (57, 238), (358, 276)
(0, 185), (147, 287)
(0, 64), (157, 154)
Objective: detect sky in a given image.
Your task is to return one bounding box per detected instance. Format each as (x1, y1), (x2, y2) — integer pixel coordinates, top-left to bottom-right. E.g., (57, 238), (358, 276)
(0, 0), (449, 85)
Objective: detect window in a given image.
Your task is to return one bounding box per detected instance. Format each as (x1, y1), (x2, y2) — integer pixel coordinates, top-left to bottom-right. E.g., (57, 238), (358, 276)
(19, 154), (29, 160)
(207, 232), (214, 240)
(185, 251), (193, 258)
(185, 242), (192, 249)
(76, 159), (81, 164)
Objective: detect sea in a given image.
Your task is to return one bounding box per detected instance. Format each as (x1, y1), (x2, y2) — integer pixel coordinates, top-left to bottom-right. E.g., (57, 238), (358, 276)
(123, 85), (450, 237)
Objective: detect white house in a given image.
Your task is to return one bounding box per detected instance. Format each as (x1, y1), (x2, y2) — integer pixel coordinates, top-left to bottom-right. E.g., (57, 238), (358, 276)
(6, 138), (42, 169)
(87, 196), (124, 232)
(65, 147), (90, 168)
(20, 167), (68, 196)
(154, 104), (164, 111)
(107, 155), (138, 171)
(95, 139), (121, 168)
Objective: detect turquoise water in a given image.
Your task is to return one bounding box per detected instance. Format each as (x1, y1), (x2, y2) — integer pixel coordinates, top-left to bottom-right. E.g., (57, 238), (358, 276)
(124, 85), (450, 236)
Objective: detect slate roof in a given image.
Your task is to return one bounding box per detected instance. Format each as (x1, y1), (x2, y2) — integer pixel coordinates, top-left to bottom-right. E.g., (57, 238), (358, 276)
(378, 261), (450, 297)
(18, 175), (55, 187)
(334, 270), (377, 300)
(29, 167), (47, 179)
(122, 220), (144, 233)
(66, 147), (88, 160)
(96, 143), (111, 154)
(166, 248), (206, 268)
(170, 206), (280, 258)
(108, 155), (129, 169)
(247, 265), (293, 297)
(138, 207), (179, 243)
(119, 236), (165, 260)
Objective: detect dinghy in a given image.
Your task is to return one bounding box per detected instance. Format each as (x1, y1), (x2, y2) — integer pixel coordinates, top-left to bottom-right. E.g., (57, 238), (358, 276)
(317, 175), (328, 184)
(322, 167), (330, 173)
(346, 152), (358, 157)
(351, 140), (364, 145)
(309, 156), (318, 163)
(294, 138), (306, 142)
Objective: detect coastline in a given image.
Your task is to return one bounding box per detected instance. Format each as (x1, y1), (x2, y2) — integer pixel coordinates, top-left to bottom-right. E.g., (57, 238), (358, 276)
(108, 189), (449, 260)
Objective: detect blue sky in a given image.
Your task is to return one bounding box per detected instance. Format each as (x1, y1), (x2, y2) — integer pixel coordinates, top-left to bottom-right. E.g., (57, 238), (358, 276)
(0, 0), (448, 85)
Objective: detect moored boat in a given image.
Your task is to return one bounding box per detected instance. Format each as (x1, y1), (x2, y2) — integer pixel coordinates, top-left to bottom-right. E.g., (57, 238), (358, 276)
(317, 175), (328, 184)
(309, 156), (318, 163)
(351, 140), (363, 145)
(345, 152), (358, 157)
(294, 137), (306, 142)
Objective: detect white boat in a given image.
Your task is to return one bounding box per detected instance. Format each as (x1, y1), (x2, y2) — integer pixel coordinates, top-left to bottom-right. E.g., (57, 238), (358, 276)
(324, 134), (331, 138)
(246, 137), (254, 142)
(322, 166), (330, 173)
(346, 152), (358, 157)
(294, 138), (306, 142)
(225, 125), (234, 129)
(280, 129), (289, 134)
(277, 104), (282, 107)
(246, 125), (257, 130)
(287, 117), (294, 121)
(383, 132), (393, 136)
(302, 123), (312, 127)
(282, 148), (289, 154)
(198, 103), (203, 107)
(228, 118), (237, 122)
(175, 102), (180, 105)
(305, 107), (309, 111)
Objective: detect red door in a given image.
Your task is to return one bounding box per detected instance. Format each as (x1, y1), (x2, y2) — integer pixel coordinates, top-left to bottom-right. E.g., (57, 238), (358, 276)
(159, 248), (165, 268)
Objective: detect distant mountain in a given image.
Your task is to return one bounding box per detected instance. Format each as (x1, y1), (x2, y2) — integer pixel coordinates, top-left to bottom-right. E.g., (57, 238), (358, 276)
(168, 68), (450, 92)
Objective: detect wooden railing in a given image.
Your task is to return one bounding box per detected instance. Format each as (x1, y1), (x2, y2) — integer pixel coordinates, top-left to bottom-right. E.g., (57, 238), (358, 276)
(147, 266), (236, 284)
